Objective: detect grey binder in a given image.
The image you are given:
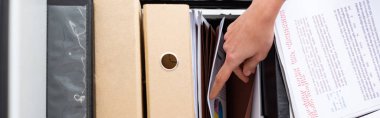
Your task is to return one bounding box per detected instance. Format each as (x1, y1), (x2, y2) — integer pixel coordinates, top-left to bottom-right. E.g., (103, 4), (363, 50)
(47, 0), (93, 117)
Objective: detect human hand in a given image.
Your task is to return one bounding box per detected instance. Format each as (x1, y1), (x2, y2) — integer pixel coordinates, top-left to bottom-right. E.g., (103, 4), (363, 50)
(210, 0), (284, 99)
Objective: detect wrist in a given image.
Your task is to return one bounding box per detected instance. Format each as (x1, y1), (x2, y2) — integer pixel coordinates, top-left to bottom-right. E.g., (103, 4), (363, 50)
(248, 0), (284, 25)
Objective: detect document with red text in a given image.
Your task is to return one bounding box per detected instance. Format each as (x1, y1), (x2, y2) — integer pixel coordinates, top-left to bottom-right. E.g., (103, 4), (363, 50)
(274, 0), (380, 117)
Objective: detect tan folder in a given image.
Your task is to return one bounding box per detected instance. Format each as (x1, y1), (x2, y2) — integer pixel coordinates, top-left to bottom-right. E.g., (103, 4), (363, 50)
(94, 0), (142, 117)
(143, 4), (195, 118)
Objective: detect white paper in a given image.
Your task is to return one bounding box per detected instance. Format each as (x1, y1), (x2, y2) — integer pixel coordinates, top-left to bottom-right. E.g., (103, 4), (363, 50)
(361, 110), (380, 118)
(207, 17), (227, 118)
(8, 0), (47, 117)
(251, 66), (262, 118)
(190, 10), (199, 118)
(275, 0), (380, 117)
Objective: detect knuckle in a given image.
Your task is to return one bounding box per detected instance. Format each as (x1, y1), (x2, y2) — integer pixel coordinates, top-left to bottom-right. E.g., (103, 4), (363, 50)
(227, 25), (231, 31)
(258, 53), (268, 61)
(225, 53), (240, 68)
(223, 43), (229, 51)
(254, 53), (267, 62)
(227, 25), (233, 31)
(226, 54), (236, 63)
(224, 33), (230, 40)
(253, 55), (261, 62)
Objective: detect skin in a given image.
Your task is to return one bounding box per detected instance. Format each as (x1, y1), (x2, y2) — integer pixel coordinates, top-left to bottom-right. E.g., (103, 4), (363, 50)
(210, 0), (285, 99)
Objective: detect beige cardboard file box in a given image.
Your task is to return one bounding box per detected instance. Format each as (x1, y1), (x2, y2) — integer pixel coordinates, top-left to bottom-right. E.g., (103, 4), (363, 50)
(143, 4), (195, 118)
(94, 0), (142, 117)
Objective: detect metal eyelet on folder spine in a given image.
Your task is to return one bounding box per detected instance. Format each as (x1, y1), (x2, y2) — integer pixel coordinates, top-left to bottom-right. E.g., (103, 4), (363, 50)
(160, 52), (179, 71)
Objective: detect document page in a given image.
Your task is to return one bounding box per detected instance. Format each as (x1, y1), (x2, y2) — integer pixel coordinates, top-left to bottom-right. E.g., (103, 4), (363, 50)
(208, 18), (227, 118)
(362, 110), (380, 118)
(190, 11), (199, 118)
(274, 0), (380, 117)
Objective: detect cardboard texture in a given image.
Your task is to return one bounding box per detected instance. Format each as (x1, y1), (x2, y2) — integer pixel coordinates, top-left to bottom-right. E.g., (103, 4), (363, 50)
(143, 4), (195, 118)
(94, 0), (142, 117)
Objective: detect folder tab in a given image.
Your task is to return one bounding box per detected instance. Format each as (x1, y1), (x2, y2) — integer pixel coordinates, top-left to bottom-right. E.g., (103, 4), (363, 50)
(94, 0), (142, 117)
(143, 4), (195, 118)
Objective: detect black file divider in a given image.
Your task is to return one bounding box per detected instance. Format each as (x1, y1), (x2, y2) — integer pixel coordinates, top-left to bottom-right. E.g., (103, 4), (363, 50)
(140, 0), (251, 9)
(47, 0), (93, 118)
(0, 0), (9, 117)
(275, 52), (290, 118)
(261, 46), (290, 118)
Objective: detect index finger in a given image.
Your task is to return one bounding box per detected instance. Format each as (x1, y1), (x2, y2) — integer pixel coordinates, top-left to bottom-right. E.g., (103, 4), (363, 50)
(209, 62), (233, 100)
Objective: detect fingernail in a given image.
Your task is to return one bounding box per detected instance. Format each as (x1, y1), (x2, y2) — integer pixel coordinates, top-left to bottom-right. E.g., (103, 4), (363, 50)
(210, 91), (216, 100)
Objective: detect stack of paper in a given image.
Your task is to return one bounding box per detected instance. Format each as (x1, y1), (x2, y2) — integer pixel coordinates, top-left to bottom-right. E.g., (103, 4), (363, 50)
(274, 0), (380, 117)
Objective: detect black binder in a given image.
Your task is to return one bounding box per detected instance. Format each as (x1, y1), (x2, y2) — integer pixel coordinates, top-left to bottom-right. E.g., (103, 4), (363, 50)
(0, 0), (9, 118)
(47, 0), (93, 117)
